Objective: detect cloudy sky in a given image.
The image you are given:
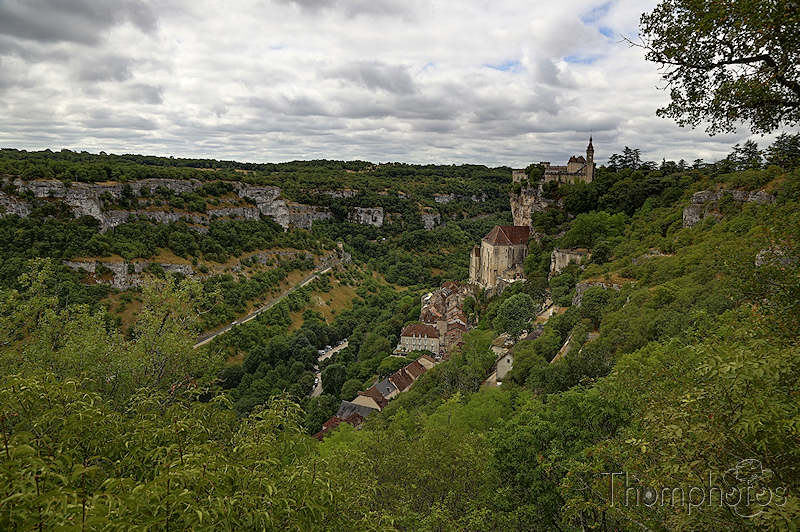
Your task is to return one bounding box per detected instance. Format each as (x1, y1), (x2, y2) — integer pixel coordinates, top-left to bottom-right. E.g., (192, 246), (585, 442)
(0, 0), (787, 166)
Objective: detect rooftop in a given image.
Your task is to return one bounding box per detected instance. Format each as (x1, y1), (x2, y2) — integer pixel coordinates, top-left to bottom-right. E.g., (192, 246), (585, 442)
(401, 323), (440, 338)
(483, 225), (531, 246)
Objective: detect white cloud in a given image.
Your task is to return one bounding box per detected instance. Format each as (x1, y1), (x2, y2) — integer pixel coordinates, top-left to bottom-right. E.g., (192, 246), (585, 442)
(0, 0), (792, 166)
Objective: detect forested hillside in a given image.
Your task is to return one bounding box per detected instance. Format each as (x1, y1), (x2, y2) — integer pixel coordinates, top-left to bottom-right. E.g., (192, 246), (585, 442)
(1, 133), (798, 529)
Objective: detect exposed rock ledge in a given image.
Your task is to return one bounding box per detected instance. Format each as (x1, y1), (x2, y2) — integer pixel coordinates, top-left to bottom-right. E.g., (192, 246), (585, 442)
(3, 179), (343, 231)
(682, 189), (775, 228)
(64, 260), (195, 290)
(511, 185), (563, 226)
(348, 206), (384, 227)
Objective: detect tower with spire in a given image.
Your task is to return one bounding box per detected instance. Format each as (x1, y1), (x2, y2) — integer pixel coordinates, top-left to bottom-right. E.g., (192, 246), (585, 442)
(586, 136), (595, 182)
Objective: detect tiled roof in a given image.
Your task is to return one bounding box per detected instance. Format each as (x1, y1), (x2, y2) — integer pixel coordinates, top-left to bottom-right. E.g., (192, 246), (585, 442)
(405, 360), (426, 379)
(336, 400), (378, 420)
(483, 226), (531, 246)
(389, 368), (414, 392)
(401, 323), (440, 338)
(375, 378), (397, 399)
(359, 386), (388, 409)
(313, 413), (365, 441)
(417, 354), (436, 369)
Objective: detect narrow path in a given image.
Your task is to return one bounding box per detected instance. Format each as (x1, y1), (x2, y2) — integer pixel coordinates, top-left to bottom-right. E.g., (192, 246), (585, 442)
(193, 260), (338, 349)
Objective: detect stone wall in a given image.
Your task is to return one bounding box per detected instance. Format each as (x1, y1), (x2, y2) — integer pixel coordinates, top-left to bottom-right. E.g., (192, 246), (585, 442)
(683, 189), (775, 227)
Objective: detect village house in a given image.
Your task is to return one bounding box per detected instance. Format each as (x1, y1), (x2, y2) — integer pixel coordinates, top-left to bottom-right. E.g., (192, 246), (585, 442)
(397, 323), (440, 354)
(312, 412), (365, 441)
(413, 281), (472, 356)
(316, 355), (433, 440)
(351, 385), (389, 411)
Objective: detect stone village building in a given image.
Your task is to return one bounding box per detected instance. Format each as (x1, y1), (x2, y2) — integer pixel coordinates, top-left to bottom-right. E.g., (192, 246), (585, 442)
(397, 323), (441, 354)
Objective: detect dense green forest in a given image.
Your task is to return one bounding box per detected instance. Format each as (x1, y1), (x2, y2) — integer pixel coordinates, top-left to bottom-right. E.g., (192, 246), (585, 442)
(1, 131), (798, 528)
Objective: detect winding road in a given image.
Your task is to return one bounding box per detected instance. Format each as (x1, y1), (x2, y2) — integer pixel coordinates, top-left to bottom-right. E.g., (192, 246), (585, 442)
(193, 264), (335, 349)
(310, 340), (349, 398)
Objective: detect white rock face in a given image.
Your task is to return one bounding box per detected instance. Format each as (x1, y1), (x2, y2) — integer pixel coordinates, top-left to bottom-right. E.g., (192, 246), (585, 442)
(8, 179), (336, 231)
(348, 206), (384, 227)
(682, 189), (776, 227)
(434, 193), (455, 204)
(0, 191), (31, 217)
(421, 211), (441, 230)
(511, 185), (563, 226)
(63, 260), (195, 290)
(550, 248), (590, 276)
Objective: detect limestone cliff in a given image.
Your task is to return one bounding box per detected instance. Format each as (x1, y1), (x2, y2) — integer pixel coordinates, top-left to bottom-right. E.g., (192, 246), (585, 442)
(510, 185), (563, 226)
(682, 189), (775, 227)
(2, 177), (466, 232)
(3, 178), (335, 230)
(348, 206), (384, 227)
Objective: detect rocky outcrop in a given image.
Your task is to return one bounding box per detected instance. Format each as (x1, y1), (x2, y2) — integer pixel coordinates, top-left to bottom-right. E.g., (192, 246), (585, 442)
(434, 193), (455, 204)
(318, 189), (357, 199)
(5, 178), (483, 231)
(64, 260), (195, 290)
(8, 179), (335, 231)
(0, 191), (31, 217)
(348, 206), (384, 227)
(631, 249), (675, 265)
(683, 189), (776, 227)
(511, 185), (563, 226)
(420, 211), (441, 230)
(550, 248), (591, 276)
(755, 247), (798, 267)
(286, 203), (332, 229)
(572, 281), (621, 307)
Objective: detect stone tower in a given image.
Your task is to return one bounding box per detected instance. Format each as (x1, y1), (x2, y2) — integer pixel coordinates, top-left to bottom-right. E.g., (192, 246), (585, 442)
(586, 136), (594, 182)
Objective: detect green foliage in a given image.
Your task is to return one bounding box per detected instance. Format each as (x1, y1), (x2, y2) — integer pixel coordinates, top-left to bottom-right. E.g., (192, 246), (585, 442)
(493, 293), (536, 341)
(639, 0), (800, 134)
(559, 211), (627, 248)
(549, 270), (576, 307)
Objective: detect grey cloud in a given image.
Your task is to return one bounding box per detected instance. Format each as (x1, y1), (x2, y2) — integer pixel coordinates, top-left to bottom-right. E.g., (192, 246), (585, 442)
(81, 109), (158, 131)
(77, 55), (135, 82)
(329, 61), (416, 94)
(275, 0), (411, 17)
(0, 0), (157, 45)
(0, 0), (779, 168)
(126, 83), (164, 104)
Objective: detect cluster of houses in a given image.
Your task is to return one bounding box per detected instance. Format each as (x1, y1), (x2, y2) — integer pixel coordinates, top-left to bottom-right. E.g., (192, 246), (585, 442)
(396, 281), (470, 357)
(313, 354), (435, 440)
(314, 282), (472, 441)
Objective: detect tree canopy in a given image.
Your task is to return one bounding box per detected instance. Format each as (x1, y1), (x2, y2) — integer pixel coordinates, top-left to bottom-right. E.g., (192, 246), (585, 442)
(638, 0), (800, 134)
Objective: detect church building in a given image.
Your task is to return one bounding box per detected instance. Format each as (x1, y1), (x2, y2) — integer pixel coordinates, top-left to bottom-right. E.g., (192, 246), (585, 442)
(469, 225), (531, 292)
